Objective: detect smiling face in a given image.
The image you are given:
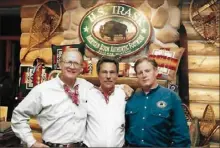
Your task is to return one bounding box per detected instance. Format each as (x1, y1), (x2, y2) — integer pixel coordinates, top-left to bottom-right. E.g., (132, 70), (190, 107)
(98, 62), (118, 92)
(135, 60), (158, 90)
(59, 50), (83, 81)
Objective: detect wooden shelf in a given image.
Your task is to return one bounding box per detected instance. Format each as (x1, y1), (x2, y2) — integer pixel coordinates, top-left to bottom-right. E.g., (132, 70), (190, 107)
(79, 75), (168, 89)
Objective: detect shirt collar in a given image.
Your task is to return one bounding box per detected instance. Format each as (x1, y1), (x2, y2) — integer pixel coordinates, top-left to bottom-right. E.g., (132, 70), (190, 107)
(141, 84), (160, 95)
(56, 74), (79, 89)
(93, 85), (115, 96)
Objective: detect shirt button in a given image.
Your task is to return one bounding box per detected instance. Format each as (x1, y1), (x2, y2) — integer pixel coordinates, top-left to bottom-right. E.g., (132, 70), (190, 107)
(142, 117), (145, 120)
(142, 128), (144, 131)
(146, 97), (148, 99)
(159, 114), (161, 116)
(144, 106), (147, 109)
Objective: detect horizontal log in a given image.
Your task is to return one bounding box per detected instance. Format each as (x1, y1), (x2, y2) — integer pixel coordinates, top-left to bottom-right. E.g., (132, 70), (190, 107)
(20, 48), (52, 64)
(20, 18), (32, 33)
(21, 18), (63, 33)
(20, 5), (40, 18)
(189, 103), (219, 119)
(188, 41), (220, 56)
(20, 33), (64, 48)
(210, 141), (220, 147)
(183, 22), (204, 40)
(188, 55), (219, 73)
(181, 4), (190, 21)
(189, 88), (219, 104)
(189, 72), (219, 89)
(181, 4), (214, 21)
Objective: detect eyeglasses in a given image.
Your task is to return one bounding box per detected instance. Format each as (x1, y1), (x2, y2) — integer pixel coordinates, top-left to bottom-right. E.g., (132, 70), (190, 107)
(61, 61), (82, 68)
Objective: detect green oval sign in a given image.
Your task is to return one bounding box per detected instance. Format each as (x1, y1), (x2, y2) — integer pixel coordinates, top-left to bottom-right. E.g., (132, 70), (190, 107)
(80, 3), (152, 57)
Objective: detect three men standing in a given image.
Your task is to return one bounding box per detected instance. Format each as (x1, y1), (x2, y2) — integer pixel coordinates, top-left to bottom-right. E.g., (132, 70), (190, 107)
(11, 47), (190, 147)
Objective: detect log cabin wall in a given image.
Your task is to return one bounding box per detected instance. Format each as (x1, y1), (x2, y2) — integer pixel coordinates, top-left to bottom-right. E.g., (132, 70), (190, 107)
(19, 0), (219, 144)
(182, 0), (219, 143)
(181, 1), (219, 120)
(20, 0), (183, 64)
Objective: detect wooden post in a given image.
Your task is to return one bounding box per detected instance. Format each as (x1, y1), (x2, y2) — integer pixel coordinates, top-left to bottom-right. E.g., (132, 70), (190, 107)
(5, 40), (11, 72)
(178, 24), (189, 106)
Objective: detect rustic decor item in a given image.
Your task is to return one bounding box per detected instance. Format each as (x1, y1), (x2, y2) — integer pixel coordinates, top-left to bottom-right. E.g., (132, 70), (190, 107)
(147, 47), (185, 81)
(199, 104), (216, 137)
(17, 59), (52, 100)
(182, 104), (201, 147)
(189, 0), (219, 46)
(181, 104), (220, 147)
(21, 0), (62, 62)
(80, 3), (152, 57)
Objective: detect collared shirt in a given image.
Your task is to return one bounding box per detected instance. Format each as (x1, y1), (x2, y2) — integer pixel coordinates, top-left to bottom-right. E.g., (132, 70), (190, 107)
(11, 76), (93, 147)
(84, 86), (126, 147)
(125, 85), (191, 147)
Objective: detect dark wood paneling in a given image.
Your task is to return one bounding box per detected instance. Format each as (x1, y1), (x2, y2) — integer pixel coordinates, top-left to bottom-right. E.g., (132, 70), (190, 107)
(178, 24), (189, 105)
(0, 0), (45, 7)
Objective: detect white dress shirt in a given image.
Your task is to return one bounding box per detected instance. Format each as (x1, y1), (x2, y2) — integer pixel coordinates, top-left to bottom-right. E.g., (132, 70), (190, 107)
(84, 86), (126, 147)
(11, 76), (93, 147)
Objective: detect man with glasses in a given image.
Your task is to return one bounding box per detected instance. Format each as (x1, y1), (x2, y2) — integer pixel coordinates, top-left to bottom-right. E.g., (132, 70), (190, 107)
(83, 56), (127, 147)
(11, 48), (92, 147)
(11, 48), (133, 147)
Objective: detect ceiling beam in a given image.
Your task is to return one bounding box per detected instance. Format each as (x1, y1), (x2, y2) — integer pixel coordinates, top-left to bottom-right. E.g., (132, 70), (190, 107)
(0, 0), (46, 7)
(0, 7), (20, 15)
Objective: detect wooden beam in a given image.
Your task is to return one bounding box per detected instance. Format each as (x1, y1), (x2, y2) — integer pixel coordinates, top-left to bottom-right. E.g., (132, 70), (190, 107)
(0, 0), (46, 7)
(178, 24), (189, 105)
(5, 40), (11, 72)
(0, 36), (20, 41)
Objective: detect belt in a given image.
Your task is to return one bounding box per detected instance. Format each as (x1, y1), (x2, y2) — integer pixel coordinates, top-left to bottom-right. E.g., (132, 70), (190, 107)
(43, 140), (87, 147)
(123, 142), (139, 147)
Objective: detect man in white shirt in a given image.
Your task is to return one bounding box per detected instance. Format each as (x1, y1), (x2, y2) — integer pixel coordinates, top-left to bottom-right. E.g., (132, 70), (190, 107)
(83, 56), (127, 147)
(11, 48), (94, 147)
(11, 49), (133, 147)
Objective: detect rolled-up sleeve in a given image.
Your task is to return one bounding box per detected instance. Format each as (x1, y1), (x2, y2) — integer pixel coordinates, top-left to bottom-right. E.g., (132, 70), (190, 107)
(170, 93), (191, 147)
(11, 86), (43, 147)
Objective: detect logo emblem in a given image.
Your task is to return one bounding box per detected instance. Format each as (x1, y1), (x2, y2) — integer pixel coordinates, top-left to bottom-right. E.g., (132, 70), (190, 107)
(156, 101), (167, 108)
(80, 3), (151, 57)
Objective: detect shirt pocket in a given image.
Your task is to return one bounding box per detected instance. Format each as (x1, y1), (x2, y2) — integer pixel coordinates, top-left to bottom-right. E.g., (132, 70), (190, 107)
(125, 108), (139, 115)
(125, 108), (139, 125)
(150, 109), (171, 128)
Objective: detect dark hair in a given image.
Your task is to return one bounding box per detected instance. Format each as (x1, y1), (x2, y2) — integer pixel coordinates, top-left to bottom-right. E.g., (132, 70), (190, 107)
(134, 57), (158, 73)
(96, 56), (120, 74)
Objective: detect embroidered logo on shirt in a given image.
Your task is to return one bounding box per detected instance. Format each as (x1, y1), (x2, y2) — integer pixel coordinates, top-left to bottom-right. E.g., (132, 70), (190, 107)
(156, 101), (167, 108)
